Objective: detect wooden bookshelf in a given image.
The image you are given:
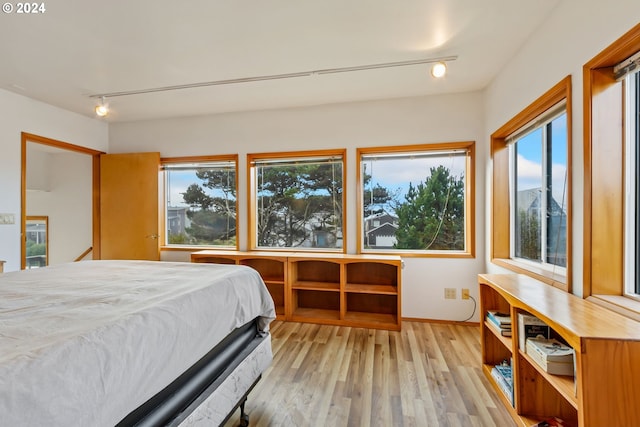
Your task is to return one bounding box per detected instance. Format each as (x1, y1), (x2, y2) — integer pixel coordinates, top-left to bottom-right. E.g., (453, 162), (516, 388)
(479, 273), (640, 427)
(191, 250), (402, 330)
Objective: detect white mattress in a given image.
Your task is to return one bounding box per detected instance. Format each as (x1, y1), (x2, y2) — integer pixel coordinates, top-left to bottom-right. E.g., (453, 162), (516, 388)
(0, 260), (276, 427)
(177, 336), (273, 427)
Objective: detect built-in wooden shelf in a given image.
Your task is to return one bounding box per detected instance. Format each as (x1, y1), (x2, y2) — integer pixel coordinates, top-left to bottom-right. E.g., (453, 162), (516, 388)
(191, 250), (401, 330)
(479, 273), (640, 427)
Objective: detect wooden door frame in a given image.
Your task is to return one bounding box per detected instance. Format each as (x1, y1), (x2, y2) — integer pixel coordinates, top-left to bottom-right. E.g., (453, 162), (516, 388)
(21, 132), (104, 269)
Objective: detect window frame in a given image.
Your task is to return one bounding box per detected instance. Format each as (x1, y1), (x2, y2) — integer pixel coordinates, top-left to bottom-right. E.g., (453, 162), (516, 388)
(247, 149), (346, 252)
(356, 141), (475, 257)
(584, 23), (640, 318)
(508, 102), (568, 275)
(624, 70), (640, 299)
(490, 76), (572, 291)
(160, 154), (239, 251)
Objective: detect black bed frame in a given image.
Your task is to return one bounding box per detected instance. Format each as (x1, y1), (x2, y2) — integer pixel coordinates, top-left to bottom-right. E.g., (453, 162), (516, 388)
(116, 318), (266, 427)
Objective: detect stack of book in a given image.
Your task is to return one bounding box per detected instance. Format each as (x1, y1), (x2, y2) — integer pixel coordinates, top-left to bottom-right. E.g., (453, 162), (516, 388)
(490, 362), (513, 405)
(526, 337), (574, 376)
(486, 310), (511, 336)
(517, 313), (551, 350)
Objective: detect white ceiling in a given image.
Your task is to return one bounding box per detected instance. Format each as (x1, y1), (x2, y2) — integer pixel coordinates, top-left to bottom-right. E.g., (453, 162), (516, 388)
(0, 1), (560, 122)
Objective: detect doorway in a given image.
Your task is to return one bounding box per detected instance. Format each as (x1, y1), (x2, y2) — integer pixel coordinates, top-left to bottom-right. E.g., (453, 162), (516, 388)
(21, 133), (104, 269)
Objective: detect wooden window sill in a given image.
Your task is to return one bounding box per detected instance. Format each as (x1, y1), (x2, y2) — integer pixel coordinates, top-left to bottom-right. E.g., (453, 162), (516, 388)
(587, 295), (640, 322)
(491, 258), (567, 291)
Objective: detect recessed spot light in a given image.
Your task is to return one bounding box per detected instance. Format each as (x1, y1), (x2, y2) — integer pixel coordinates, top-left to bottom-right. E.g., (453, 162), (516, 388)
(431, 62), (447, 78)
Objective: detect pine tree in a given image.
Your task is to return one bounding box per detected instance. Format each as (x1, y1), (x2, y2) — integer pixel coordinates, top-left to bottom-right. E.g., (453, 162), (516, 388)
(394, 165), (465, 250)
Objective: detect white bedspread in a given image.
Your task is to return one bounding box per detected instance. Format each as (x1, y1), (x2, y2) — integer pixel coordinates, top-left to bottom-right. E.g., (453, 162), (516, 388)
(0, 260), (276, 427)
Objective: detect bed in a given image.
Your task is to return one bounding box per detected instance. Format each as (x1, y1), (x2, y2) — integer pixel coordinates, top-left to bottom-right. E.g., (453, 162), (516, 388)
(0, 260), (276, 426)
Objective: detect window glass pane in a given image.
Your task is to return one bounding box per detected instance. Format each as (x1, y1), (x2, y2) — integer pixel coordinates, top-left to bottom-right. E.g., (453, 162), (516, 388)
(514, 129), (543, 262)
(255, 157), (343, 249)
(634, 70), (640, 294)
(548, 114), (568, 267)
(512, 111), (567, 268)
(361, 150), (467, 252)
(165, 163), (236, 247)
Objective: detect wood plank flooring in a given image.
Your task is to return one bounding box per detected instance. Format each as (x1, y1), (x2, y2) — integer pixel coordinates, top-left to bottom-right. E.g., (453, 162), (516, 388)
(224, 320), (515, 427)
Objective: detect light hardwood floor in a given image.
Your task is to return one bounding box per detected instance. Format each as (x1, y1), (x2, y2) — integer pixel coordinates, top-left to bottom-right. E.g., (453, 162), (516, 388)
(225, 320), (515, 427)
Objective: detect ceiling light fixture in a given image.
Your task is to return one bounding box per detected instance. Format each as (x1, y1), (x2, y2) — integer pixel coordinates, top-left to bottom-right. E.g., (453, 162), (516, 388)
(87, 55), (458, 100)
(431, 62), (447, 78)
(94, 96), (109, 117)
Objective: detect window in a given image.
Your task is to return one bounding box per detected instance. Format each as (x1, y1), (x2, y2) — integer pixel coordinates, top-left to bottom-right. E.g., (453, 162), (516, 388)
(584, 23), (640, 309)
(357, 142), (474, 256)
(491, 76), (572, 290)
(248, 150), (345, 251)
(509, 104), (568, 271)
(25, 216), (48, 268)
(583, 24), (640, 310)
(162, 156), (238, 248)
(622, 55), (640, 298)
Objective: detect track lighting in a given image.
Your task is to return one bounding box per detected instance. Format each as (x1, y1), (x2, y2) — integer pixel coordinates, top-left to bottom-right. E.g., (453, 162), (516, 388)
(94, 96), (109, 117)
(431, 62), (447, 78)
(88, 56), (458, 102)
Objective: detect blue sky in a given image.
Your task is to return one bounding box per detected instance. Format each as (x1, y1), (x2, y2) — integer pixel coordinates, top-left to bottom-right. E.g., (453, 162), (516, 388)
(516, 113), (568, 209)
(167, 154), (468, 212)
(363, 153), (466, 212)
(166, 170), (232, 207)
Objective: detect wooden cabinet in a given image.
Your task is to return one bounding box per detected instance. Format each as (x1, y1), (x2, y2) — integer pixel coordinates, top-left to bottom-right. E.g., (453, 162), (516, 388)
(479, 273), (640, 427)
(191, 250), (401, 330)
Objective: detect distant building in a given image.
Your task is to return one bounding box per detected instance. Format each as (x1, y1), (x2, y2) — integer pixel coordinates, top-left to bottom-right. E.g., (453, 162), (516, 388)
(516, 188), (567, 266)
(364, 212), (398, 249)
(167, 206), (190, 236)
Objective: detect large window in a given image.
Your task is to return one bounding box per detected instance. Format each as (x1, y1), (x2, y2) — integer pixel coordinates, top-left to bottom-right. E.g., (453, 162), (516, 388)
(509, 105), (568, 271)
(357, 142), (474, 256)
(491, 76), (572, 290)
(584, 23), (640, 312)
(162, 156), (238, 248)
(248, 150), (345, 250)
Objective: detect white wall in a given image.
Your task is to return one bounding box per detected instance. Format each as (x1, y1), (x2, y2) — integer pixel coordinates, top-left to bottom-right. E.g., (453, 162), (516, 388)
(0, 88), (108, 272)
(110, 93), (486, 321)
(27, 151), (94, 265)
(483, 0), (640, 297)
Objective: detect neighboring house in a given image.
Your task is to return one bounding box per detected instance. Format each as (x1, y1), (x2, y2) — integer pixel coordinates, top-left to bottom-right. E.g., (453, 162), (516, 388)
(364, 212), (399, 249)
(516, 188), (567, 266)
(167, 206), (190, 236)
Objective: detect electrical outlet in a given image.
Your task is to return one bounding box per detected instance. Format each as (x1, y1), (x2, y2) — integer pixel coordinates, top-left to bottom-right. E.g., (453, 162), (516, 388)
(0, 213), (15, 224)
(444, 288), (456, 299)
(461, 288), (470, 300)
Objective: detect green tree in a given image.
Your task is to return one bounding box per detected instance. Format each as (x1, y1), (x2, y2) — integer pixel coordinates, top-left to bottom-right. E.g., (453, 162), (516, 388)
(394, 165), (465, 250)
(177, 168), (237, 244)
(257, 162), (343, 247)
(362, 164), (398, 217)
(516, 209), (541, 261)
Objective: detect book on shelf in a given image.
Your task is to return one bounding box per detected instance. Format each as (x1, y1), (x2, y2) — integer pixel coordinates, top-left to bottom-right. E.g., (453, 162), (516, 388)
(530, 416), (568, 426)
(517, 313), (551, 350)
(486, 316), (512, 336)
(490, 361), (513, 405)
(486, 310), (511, 327)
(526, 337), (574, 376)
